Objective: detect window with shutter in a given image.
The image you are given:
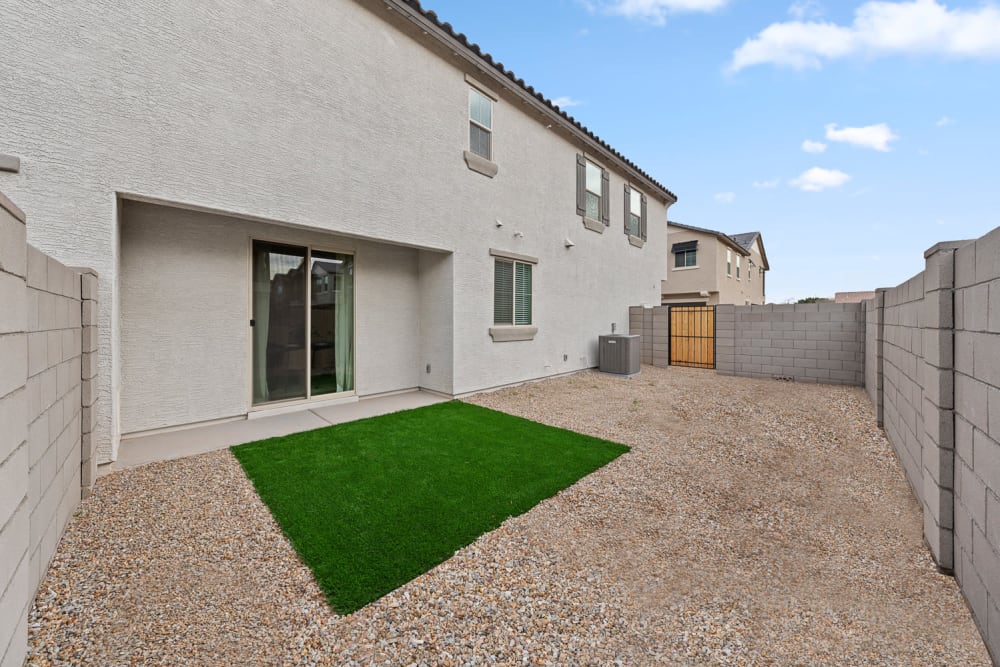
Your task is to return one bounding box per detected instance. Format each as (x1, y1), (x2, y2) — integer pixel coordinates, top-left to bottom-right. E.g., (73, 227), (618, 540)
(577, 155), (609, 232)
(493, 256), (533, 327)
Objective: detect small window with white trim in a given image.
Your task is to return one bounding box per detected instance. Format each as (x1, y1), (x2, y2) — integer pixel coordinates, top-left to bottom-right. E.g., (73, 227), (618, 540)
(469, 88), (493, 160)
(736, 255), (741, 280)
(726, 249), (732, 277)
(576, 154), (610, 229)
(624, 184), (647, 241)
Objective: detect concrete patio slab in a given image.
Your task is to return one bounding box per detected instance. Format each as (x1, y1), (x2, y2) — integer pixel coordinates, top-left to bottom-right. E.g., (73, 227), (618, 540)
(309, 390), (446, 424)
(113, 390), (449, 471)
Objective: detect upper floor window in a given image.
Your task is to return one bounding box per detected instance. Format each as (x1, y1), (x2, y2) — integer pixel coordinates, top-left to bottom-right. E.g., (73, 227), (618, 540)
(736, 255), (741, 280)
(469, 88), (493, 160)
(675, 249), (697, 267)
(624, 184), (647, 241)
(576, 154), (609, 229)
(726, 249), (732, 277)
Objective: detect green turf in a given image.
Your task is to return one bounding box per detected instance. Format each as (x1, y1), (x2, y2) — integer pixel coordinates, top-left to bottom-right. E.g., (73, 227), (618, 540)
(231, 401), (628, 614)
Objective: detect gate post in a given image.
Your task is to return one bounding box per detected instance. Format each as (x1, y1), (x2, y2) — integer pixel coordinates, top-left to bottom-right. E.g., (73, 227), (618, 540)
(652, 306), (669, 368)
(716, 304), (736, 375)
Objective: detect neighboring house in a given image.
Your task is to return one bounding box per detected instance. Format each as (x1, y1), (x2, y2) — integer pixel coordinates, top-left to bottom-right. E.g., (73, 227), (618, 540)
(0, 0), (676, 463)
(835, 291), (877, 303)
(662, 222), (769, 305)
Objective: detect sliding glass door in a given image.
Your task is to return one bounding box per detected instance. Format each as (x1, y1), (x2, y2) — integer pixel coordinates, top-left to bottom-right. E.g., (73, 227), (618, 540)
(252, 241), (354, 406)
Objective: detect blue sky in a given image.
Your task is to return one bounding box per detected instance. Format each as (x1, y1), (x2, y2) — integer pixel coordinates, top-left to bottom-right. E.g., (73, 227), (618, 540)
(423, 0), (1000, 302)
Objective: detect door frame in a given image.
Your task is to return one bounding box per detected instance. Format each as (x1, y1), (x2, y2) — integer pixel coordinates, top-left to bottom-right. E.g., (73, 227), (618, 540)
(246, 235), (358, 412)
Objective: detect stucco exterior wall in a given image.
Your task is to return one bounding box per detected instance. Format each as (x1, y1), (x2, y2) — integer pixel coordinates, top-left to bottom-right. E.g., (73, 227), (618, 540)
(662, 227), (765, 305)
(1, 0), (670, 457)
(715, 242), (764, 306)
(119, 201), (432, 435)
(663, 229), (718, 300)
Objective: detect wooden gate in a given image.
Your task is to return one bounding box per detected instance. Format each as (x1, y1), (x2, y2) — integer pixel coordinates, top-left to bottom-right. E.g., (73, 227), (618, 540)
(669, 306), (715, 369)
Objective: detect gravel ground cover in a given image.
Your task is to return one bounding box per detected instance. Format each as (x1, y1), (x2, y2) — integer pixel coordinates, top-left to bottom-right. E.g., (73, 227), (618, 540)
(27, 366), (991, 665)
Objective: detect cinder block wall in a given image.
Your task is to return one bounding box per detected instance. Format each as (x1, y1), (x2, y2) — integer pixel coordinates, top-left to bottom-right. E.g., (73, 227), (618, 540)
(629, 306), (668, 367)
(0, 191), (97, 667)
(863, 294), (884, 422)
(715, 303), (865, 385)
(951, 228), (1000, 663)
(880, 271), (927, 508)
(862, 230), (1000, 663)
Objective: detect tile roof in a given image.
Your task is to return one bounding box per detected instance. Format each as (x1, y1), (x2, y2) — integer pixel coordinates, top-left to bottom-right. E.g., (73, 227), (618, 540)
(391, 0), (677, 203)
(729, 232), (760, 252)
(667, 220), (749, 255)
(730, 231), (769, 270)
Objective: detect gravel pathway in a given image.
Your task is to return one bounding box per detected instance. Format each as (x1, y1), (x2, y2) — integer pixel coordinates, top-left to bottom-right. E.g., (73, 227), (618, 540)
(27, 366), (991, 665)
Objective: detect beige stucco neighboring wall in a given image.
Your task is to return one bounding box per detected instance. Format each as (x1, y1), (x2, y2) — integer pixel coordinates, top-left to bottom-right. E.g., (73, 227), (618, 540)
(1, 0), (671, 460)
(663, 226), (767, 305)
(663, 228), (719, 302)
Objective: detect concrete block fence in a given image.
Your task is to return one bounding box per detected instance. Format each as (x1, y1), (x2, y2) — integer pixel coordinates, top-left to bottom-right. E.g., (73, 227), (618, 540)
(0, 191), (97, 667)
(635, 226), (1000, 662)
(862, 231), (1000, 663)
(715, 303), (865, 386)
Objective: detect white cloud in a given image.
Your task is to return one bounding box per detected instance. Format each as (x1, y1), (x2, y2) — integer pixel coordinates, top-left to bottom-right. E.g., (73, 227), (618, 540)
(936, 115), (953, 126)
(729, 0), (1000, 72)
(591, 0), (729, 25)
(790, 167), (851, 191)
(825, 122), (899, 151)
(551, 96), (583, 109)
(802, 139), (828, 153)
(753, 178), (782, 188)
(714, 191), (736, 204)
(788, 0), (824, 20)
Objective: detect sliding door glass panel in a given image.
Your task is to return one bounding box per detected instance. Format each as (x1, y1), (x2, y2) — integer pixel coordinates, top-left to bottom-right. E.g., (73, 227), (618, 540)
(252, 242), (307, 404)
(310, 251), (354, 395)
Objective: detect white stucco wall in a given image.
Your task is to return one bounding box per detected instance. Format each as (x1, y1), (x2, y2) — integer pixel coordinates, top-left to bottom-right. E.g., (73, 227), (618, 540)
(120, 201), (428, 434)
(0, 0), (673, 459)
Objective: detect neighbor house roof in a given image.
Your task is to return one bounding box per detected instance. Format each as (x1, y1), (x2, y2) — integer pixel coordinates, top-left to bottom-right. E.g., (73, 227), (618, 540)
(386, 0), (677, 205)
(668, 221), (748, 256)
(730, 231), (769, 270)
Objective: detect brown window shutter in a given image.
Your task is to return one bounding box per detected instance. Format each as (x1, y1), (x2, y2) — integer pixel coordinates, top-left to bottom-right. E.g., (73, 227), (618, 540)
(576, 154), (586, 216)
(601, 168), (610, 225)
(640, 194), (648, 240)
(623, 184), (631, 234)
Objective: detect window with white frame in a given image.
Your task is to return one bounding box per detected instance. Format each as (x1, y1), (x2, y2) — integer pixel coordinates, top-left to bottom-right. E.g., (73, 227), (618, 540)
(736, 255), (741, 280)
(624, 184), (647, 240)
(576, 155), (609, 226)
(469, 87), (493, 160)
(726, 249), (732, 277)
(494, 258), (532, 326)
(675, 249), (697, 267)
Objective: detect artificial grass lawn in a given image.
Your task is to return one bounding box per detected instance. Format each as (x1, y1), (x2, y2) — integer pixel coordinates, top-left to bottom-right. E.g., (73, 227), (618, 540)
(231, 401), (628, 614)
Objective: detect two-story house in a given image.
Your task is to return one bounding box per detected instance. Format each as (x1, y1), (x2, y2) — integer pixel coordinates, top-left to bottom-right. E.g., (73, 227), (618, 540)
(0, 0), (677, 464)
(661, 222), (769, 305)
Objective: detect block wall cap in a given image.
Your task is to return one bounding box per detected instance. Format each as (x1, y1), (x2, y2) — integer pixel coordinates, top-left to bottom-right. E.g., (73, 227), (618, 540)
(924, 240), (972, 259)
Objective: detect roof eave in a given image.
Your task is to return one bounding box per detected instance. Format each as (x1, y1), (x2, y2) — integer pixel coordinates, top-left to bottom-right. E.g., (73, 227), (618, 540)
(384, 0), (677, 205)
